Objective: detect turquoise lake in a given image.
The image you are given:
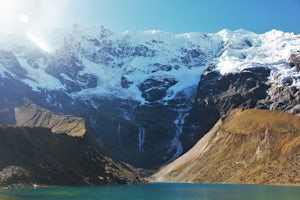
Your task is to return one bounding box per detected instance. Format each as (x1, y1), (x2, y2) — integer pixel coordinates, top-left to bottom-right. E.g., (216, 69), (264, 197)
(0, 183), (299, 200)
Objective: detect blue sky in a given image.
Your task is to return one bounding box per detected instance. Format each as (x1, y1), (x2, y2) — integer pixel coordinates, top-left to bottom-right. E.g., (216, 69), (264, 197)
(68, 0), (300, 34)
(1, 0), (300, 34)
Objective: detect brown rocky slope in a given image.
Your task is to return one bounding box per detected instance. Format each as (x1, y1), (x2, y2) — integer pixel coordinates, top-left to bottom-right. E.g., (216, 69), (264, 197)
(0, 100), (141, 187)
(152, 109), (300, 185)
(15, 98), (86, 137)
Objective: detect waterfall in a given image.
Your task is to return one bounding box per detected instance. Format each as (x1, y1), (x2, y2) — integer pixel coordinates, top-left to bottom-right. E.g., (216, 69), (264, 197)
(117, 122), (121, 143)
(138, 126), (145, 152)
(168, 108), (189, 161)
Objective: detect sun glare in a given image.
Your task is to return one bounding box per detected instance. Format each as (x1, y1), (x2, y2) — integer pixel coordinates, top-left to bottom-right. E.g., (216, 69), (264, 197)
(0, 0), (33, 33)
(0, 0), (69, 36)
(19, 14), (29, 24)
(0, 0), (54, 53)
(26, 32), (52, 53)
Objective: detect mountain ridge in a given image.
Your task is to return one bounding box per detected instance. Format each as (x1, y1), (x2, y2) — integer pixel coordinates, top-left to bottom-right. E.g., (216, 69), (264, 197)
(15, 98), (86, 137)
(0, 26), (300, 168)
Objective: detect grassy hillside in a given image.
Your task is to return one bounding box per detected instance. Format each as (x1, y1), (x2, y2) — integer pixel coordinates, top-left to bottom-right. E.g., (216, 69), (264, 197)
(222, 109), (300, 134)
(152, 109), (300, 185)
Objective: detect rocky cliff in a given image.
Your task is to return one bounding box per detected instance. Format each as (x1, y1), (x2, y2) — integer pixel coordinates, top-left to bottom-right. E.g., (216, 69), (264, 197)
(0, 103), (141, 187)
(152, 109), (300, 185)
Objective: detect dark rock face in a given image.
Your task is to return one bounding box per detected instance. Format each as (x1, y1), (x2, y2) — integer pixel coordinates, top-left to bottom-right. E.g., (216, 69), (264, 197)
(121, 76), (133, 88)
(181, 66), (300, 152)
(152, 63), (172, 72)
(133, 45), (156, 57)
(180, 47), (211, 67)
(64, 97), (184, 168)
(0, 98), (15, 125)
(139, 78), (177, 102)
(180, 67), (272, 150)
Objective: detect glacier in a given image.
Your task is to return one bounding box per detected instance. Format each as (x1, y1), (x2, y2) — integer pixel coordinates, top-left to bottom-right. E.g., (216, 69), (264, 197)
(1, 26), (299, 103)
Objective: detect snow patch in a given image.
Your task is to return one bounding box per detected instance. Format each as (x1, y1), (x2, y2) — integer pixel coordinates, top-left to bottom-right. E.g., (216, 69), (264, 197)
(1, 27), (300, 101)
(18, 58), (64, 91)
(213, 29), (300, 87)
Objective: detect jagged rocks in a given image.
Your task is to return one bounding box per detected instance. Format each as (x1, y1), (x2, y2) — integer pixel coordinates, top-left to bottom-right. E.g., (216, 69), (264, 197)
(152, 63), (172, 72)
(139, 78), (177, 102)
(281, 76), (294, 86)
(266, 85), (300, 114)
(0, 166), (32, 187)
(121, 76), (133, 88)
(196, 67), (271, 112)
(289, 51), (300, 71)
(181, 65), (300, 152)
(180, 67), (271, 150)
(132, 45), (156, 57)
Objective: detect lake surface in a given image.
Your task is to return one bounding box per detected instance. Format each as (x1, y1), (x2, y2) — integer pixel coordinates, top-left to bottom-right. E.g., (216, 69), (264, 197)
(0, 183), (299, 200)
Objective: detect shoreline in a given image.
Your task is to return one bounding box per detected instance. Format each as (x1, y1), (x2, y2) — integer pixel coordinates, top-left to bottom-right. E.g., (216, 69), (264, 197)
(1, 181), (299, 190)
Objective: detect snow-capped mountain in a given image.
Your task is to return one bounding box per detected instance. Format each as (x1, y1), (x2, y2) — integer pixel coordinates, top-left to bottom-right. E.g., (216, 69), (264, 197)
(0, 25), (299, 168)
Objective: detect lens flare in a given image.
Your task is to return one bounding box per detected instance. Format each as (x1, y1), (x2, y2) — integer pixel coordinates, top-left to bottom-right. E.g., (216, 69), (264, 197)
(19, 14), (29, 24)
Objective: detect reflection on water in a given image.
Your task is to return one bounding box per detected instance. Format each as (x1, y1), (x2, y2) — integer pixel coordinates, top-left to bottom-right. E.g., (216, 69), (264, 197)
(0, 183), (299, 200)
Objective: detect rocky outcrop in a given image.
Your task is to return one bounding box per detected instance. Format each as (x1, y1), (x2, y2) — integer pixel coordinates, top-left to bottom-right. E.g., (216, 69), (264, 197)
(0, 125), (140, 187)
(139, 78), (177, 102)
(0, 166), (32, 188)
(180, 67), (271, 150)
(289, 51), (300, 70)
(181, 65), (300, 151)
(266, 85), (300, 115)
(152, 109), (300, 185)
